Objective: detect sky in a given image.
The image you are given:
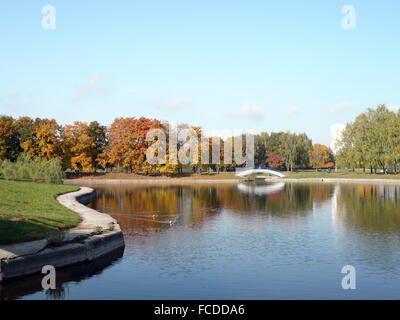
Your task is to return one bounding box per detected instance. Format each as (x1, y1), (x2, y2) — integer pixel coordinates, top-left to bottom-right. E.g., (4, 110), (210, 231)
(1, 0), (400, 145)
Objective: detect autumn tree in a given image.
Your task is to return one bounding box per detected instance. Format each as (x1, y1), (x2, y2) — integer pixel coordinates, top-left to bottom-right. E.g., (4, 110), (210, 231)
(0, 116), (37, 162)
(0, 116), (20, 161)
(267, 153), (283, 169)
(157, 122), (204, 174)
(191, 125), (203, 172)
(63, 121), (97, 172)
(21, 118), (63, 161)
(310, 144), (330, 170)
(107, 117), (162, 172)
(154, 121), (179, 174)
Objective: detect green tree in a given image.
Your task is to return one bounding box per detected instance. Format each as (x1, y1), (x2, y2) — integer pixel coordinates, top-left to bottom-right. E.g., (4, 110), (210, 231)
(337, 104), (398, 174)
(279, 132), (312, 171)
(88, 121), (108, 170)
(337, 123), (357, 170)
(352, 113), (369, 172)
(280, 132), (298, 171)
(254, 132), (269, 166)
(295, 133), (312, 168)
(267, 132), (284, 154)
(366, 105), (393, 173)
(14, 116), (34, 147)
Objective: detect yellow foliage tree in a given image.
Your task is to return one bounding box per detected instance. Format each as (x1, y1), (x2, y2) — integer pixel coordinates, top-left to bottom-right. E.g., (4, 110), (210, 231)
(310, 144), (330, 170)
(21, 119), (62, 161)
(63, 121), (97, 172)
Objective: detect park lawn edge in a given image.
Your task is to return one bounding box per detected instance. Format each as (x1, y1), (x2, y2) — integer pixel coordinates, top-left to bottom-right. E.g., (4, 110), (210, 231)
(0, 179), (81, 245)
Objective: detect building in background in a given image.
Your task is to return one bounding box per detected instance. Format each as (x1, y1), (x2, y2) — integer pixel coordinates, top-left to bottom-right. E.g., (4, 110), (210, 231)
(330, 123), (346, 154)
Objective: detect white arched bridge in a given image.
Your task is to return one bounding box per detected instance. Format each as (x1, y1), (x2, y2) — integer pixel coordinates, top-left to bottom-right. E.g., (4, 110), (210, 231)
(235, 167), (285, 178)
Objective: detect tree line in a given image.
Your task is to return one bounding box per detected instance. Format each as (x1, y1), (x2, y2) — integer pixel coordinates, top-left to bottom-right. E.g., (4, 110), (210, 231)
(1, 115), (334, 173)
(254, 132), (333, 171)
(336, 104), (400, 173)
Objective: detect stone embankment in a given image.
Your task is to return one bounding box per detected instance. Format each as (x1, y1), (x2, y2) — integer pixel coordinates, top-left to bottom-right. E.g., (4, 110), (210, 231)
(0, 187), (125, 282)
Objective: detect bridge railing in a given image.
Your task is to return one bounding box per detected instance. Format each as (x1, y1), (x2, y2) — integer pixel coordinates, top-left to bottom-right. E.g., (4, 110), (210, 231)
(235, 166), (283, 173)
(259, 167), (284, 174)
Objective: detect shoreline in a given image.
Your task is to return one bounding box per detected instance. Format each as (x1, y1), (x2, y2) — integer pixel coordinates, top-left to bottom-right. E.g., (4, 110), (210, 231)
(64, 177), (400, 185)
(64, 178), (243, 185)
(0, 187), (125, 283)
(280, 178), (400, 184)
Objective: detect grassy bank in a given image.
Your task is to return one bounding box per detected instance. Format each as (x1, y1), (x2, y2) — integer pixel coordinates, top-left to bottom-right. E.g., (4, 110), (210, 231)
(0, 180), (80, 245)
(282, 170), (400, 180)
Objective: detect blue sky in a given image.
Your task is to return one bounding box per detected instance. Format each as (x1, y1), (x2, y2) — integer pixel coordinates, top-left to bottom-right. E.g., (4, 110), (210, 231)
(1, 0), (400, 145)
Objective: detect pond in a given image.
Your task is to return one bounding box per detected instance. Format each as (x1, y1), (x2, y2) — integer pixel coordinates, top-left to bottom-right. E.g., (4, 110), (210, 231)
(2, 182), (400, 299)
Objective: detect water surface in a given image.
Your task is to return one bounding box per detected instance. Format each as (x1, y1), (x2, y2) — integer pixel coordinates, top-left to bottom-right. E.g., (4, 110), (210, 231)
(4, 182), (400, 299)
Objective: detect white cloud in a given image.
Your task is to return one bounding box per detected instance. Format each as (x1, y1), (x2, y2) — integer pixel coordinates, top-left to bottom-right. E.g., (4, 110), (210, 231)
(230, 103), (264, 120)
(74, 73), (112, 100)
(285, 107), (300, 117)
(328, 101), (353, 113)
(159, 98), (192, 110)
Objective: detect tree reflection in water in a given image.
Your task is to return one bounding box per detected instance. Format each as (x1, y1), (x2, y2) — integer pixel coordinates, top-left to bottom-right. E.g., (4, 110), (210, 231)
(331, 183), (400, 274)
(335, 184), (400, 233)
(87, 182), (400, 237)
(87, 182), (335, 234)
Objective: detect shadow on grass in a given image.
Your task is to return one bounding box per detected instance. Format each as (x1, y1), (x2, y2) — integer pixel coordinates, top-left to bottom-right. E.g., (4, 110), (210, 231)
(0, 219), (56, 245)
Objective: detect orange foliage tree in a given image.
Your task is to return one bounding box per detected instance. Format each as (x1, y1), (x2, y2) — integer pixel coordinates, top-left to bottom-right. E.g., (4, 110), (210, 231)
(267, 153), (283, 168)
(310, 144), (330, 170)
(106, 117), (162, 172)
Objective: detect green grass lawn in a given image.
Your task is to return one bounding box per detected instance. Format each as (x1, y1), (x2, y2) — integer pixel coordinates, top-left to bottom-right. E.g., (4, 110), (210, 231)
(0, 180), (80, 245)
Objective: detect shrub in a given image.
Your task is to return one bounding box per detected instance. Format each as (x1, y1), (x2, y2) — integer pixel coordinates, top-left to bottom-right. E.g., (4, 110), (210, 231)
(107, 222), (115, 231)
(93, 226), (103, 235)
(0, 160), (17, 180)
(0, 154), (65, 183)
